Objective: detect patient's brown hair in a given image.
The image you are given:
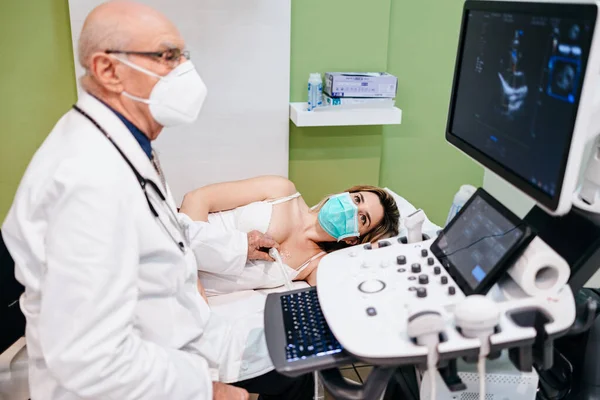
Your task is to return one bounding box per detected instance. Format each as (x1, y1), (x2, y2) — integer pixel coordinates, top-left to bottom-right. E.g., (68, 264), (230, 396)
(314, 185), (400, 253)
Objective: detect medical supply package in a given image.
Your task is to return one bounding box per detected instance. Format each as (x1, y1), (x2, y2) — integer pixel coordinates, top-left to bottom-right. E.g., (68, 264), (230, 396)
(322, 94), (395, 109)
(324, 72), (398, 98)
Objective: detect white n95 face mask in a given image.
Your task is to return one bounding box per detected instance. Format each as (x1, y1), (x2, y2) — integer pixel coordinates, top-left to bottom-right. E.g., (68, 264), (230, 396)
(115, 57), (208, 127)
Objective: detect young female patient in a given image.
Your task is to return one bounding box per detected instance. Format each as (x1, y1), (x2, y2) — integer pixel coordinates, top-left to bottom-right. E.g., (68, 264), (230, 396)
(179, 176), (399, 295)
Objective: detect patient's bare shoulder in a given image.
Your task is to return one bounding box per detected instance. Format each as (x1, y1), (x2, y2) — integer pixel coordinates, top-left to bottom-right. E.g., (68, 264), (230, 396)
(264, 176), (297, 198)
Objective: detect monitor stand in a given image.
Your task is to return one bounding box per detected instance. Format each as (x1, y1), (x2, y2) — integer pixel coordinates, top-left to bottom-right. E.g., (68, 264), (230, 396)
(524, 205), (600, 399)
(579, 313), (600, 400)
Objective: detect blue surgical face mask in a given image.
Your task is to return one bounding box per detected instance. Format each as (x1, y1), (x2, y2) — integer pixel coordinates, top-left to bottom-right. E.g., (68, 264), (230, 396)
(318, 193), (360, 241)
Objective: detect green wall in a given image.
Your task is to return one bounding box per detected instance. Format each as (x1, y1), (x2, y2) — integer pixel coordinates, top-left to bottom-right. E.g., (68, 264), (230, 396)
(0, 1), (77, 222)
(289, 0), (391, 206)
(380, 0), (484, 224)
(0, 0), (483, 225)
(289, 0), (483, 225)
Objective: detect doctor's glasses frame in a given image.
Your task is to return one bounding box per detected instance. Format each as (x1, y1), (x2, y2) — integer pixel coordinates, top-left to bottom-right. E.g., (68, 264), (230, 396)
(105, 48), (190, 68)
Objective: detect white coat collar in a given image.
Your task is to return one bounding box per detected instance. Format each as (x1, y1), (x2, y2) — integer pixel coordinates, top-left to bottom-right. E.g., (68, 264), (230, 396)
(74, 92), (178, 207)
(75, 92), (161, 182)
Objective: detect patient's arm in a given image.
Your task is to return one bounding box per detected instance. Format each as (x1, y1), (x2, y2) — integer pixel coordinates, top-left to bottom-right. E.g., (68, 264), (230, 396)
(179, 175), (296, 221)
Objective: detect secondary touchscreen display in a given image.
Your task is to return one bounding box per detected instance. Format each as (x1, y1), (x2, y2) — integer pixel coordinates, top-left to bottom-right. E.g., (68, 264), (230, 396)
(432, 193), (525, 292)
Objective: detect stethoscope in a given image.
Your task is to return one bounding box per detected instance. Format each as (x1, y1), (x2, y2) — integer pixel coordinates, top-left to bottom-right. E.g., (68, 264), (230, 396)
(72, 105), (188, 253)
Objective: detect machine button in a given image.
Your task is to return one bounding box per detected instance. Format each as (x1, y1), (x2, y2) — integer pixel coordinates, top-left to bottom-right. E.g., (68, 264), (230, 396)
(408, 287), (416, 291)
(380, 260), (391, 268)
(397, 255), (407, 265)
(427, 257), (435, 266)
(364, 243), (372, 250)
(417, 287), (427, 298)
(349, 251), (357, 257)
(397, 268), (406, 273)
(411, 263), (421, 273)
(449, 286), (456, 295)
(378, 241), (391, 248)
(419, 274), (429, 284)
(408, 276), (416, 281)
(421, 249), (428, 257)
(434, 266), (441, 275)
(358, 279), (386, 294)
(441, 276), (448, 285)
(366, 307), (377, 316)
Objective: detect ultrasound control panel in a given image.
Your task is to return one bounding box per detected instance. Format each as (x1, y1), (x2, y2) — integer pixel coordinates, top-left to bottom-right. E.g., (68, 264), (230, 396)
(314, 236), (575, 367)
(352, 244), (462, 303)
(312, 189), (574, 366)
(316, 237), (468, 363)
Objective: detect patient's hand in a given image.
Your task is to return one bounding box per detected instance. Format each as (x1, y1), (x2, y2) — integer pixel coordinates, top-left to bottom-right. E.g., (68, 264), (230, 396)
(213, 382), (249, 400)
(247, 230), (280, 262)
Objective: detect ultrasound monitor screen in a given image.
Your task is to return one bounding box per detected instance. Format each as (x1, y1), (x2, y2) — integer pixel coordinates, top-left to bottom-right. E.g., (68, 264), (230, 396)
(449, 2), (595, 209)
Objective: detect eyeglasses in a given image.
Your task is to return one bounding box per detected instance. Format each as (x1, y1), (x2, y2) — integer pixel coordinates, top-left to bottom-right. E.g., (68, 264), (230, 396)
(105, 48), (190, 67)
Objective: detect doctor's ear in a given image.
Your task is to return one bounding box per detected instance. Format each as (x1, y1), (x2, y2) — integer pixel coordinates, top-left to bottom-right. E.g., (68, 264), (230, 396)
(87, 52), (124, 93)
(343, 237), (359, 246)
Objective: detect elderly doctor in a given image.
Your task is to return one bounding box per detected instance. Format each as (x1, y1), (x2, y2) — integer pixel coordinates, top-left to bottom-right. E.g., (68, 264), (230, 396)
(1, 2), (313, 400)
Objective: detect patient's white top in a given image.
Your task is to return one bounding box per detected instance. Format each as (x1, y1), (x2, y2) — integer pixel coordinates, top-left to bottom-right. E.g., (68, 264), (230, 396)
(188, 193), (324, 296)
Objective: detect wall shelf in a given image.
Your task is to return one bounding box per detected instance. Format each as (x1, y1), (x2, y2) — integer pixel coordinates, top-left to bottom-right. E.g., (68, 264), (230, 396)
(290, 102), (402, 127)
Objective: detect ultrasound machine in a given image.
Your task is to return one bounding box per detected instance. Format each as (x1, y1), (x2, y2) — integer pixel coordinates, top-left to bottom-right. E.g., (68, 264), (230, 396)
(264, 1), (600, 399)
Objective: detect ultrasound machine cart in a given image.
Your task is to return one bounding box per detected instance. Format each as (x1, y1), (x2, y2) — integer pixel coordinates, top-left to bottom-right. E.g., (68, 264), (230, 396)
(265, 1), (600, 399)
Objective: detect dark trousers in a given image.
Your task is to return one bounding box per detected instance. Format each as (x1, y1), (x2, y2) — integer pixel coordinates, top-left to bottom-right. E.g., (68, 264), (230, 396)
(234, 370), (314, 400)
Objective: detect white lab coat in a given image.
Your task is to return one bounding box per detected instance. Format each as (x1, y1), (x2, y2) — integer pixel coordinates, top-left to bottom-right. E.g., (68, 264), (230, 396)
(1, 93), (262, 400)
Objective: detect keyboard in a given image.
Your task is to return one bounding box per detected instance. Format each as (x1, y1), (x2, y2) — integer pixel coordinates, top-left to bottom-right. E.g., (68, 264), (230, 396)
(264, 286), (352, 377)
(281, 289), (343, 362)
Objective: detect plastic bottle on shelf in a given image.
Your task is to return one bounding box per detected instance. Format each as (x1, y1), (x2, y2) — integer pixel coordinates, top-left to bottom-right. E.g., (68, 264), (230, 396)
(307, 73), (323, 111)
(445, 184), (477, 226)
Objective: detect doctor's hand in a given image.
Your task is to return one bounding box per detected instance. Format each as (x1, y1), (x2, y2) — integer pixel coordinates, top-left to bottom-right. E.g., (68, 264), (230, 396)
(247, 230), (279, 262)
(212, 382), (249, 400)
